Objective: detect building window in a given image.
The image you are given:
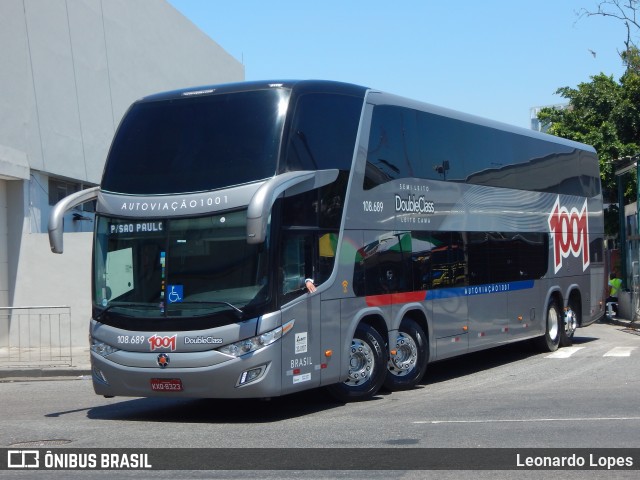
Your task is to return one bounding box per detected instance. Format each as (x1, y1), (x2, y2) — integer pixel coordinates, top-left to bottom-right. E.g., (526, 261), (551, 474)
(48, 177), (96, 212)
(48, 178), (79, 205)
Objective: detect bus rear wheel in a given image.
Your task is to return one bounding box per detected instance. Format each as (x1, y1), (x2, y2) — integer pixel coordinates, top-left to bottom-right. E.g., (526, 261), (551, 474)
(326, 323), (386, 402)
(561, 299), (579, 347)
(535, 299), (561, 352)
(383, 318), (428, 391)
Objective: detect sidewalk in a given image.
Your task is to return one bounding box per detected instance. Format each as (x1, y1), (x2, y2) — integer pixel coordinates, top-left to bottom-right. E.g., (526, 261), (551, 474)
(600, 313), (639, 331)
(0, 346), (91, 381)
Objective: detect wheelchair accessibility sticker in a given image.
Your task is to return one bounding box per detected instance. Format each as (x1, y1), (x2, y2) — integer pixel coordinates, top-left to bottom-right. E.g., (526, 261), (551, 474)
(167, 285), (183, 303)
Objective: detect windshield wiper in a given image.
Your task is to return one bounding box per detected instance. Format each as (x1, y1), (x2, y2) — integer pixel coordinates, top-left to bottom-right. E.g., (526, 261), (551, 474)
(95, 302), (158, 321)
(175, 301), (244, 319)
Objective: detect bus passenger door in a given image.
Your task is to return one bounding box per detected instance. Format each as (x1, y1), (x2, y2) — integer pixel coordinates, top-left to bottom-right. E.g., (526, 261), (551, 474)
(277, 231), (323, 395)
(279, 295), (322, 395)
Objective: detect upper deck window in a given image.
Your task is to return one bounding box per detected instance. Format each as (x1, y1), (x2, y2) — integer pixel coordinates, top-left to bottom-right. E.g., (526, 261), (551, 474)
(102, 89), (288, 195)
(282, 92), (363, 173)
(364, 104), (600, 197)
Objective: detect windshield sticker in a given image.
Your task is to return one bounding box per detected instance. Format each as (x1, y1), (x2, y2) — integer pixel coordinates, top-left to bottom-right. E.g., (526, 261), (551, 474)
(159, 252), (167, 312)
(167, 285), (183, 304)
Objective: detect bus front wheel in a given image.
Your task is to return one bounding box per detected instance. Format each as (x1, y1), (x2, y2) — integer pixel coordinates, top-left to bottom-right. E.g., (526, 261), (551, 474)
(326, 323), (386, 402)
(383, 318), (428, 391)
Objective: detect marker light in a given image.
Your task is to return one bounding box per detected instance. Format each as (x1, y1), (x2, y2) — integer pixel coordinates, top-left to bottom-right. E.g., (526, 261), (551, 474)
(218, 320), (295, 358)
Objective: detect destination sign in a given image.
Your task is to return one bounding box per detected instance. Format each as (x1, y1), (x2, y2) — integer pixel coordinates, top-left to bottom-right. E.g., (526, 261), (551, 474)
(109, 221), (164, 235)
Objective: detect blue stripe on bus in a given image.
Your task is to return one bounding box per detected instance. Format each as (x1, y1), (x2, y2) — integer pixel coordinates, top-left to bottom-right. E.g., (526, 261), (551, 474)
(425, 280), (535, 300)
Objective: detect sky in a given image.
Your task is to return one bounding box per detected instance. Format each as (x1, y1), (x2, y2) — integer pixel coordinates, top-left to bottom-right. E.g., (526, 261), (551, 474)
(167, 0), (628, 129)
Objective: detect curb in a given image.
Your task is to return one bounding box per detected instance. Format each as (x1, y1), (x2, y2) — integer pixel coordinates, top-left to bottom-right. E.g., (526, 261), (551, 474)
(600, 316), (638, 329)
(0, 368), (91, 380)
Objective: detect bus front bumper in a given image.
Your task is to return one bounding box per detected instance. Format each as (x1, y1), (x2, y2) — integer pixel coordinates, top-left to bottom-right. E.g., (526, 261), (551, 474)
(90, 347), (282, 399)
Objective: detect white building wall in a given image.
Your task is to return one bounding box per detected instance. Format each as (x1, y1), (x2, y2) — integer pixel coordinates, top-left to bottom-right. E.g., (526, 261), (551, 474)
(1, 0), (244, 187)
(11, 233), (93, 347)
(0, 0), (244, 350)
(0, 181), (8, 308)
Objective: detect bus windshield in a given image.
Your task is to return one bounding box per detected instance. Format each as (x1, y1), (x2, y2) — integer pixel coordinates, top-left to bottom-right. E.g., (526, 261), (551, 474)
(93, 210), (271, 326)
(101, 89), (288, 195)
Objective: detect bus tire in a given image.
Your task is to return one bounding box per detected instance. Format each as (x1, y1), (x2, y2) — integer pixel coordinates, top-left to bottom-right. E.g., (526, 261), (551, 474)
(326, 323), (386, 402)
(383, 318), (428, 391)
(561, 298), (579, 347)
(535, 299), (561, 352)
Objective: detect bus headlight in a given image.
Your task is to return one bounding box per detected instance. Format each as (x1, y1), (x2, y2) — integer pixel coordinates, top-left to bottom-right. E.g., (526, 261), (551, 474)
(90, 337), (120, 357)
(218, 319), (295, 357)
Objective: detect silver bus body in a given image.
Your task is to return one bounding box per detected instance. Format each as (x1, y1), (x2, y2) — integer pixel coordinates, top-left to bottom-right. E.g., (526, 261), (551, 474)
(49, 80), (605, 400)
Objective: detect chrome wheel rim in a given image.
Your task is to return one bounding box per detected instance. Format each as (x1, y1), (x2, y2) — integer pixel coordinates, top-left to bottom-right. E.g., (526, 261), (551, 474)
(388, 332), (418, 377)
(548, 306), (559, 341)
(565, 309), (577, 337)
(345, 338), (374, 386)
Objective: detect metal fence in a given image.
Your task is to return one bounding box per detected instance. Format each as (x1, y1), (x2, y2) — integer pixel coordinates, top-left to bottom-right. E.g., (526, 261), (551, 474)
(0, 306), (73, 367)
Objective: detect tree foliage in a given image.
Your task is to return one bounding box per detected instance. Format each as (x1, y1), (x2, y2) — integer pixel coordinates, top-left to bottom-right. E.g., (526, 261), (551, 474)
(537, 72), (639, 202)
(536, 1), (640, 239)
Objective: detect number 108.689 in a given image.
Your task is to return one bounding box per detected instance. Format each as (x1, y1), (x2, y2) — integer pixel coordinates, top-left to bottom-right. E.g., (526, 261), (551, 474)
(363, 201), (384, 212)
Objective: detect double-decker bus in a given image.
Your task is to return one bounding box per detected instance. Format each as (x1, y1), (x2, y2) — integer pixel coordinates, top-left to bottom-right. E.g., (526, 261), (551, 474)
(49, 80), (605, 401)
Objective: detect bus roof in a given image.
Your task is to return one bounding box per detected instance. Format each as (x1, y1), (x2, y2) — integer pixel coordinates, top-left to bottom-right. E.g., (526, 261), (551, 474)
(366, 90), (596, 154)
(137, 79), (369, 103)
(134, 79), (595, 154)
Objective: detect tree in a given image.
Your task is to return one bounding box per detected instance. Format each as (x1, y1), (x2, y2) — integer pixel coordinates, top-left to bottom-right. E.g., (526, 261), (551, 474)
(578, 0), (640, 73)
(537, 73), (638, 202)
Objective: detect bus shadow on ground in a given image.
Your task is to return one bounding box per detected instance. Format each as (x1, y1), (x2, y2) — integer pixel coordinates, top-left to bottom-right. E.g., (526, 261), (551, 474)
(417, 335), (599, 387)
(86, 335), (599, 423)
(86, 387), (342, 424)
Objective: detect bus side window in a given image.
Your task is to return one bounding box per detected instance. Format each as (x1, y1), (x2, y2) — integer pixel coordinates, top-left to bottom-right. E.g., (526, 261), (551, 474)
(317, 232), (337, 285)
(279, 231), (337, 300)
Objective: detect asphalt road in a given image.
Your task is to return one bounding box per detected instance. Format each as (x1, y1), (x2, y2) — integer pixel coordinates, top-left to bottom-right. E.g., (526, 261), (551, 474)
(1, 321), (639, 479)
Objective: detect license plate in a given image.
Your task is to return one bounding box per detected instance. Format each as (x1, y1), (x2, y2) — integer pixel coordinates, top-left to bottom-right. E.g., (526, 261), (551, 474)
(150, 378), (183, 392)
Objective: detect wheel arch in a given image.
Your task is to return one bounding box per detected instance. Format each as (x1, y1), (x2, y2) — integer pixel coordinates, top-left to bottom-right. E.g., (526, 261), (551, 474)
(544, 288), (564, 321)
(396, 307), (431, 361)
(358, 313), (389, 343)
